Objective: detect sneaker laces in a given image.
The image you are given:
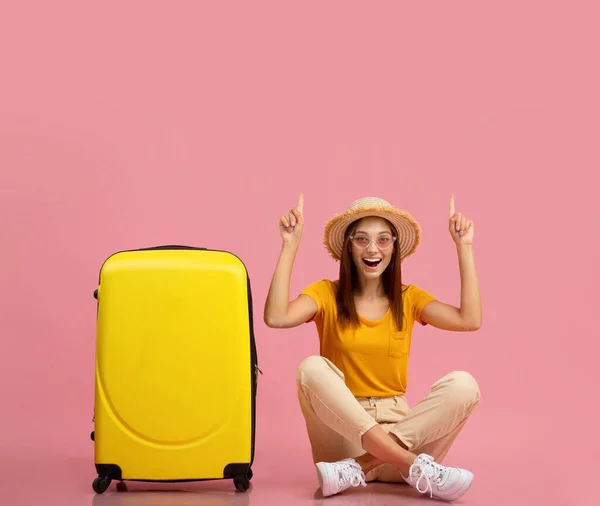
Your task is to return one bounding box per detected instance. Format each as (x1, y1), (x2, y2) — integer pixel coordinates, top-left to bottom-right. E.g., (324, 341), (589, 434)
(408, 457), (449, 497)
(336, 460), (366, 489)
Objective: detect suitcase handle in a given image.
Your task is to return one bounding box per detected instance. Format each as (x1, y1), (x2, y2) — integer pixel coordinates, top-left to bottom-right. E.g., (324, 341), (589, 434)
(139, 245), (208, 251)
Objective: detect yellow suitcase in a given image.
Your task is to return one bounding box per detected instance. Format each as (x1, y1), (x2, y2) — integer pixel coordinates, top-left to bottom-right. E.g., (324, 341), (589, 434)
(90, 245), (259, 494)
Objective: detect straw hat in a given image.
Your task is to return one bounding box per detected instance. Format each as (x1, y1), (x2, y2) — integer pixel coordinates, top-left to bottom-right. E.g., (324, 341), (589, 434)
(323, 197), (421, 262)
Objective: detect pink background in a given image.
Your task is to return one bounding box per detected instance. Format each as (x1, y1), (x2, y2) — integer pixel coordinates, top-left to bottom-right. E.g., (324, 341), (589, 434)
(1, 2), (598, 505)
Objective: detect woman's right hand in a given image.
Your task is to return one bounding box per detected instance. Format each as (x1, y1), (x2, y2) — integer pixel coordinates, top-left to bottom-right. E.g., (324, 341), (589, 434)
(279, 194), (304, 247)
(266, 193), (317, 328)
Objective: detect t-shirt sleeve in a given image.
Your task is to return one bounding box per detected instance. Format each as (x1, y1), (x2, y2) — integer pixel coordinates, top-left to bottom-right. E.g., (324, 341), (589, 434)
(408, 285), (437, 326)
(300, 279), (332, 324)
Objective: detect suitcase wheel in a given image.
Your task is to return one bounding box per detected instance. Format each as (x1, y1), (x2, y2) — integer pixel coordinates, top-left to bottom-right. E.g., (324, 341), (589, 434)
(92, 477), (111, 494)
(234, 472), (251, 492)
(116, 481), (127, 492)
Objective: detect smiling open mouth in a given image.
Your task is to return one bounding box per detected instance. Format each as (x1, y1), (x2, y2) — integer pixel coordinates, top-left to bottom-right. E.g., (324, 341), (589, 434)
(362, 258), (382, 268)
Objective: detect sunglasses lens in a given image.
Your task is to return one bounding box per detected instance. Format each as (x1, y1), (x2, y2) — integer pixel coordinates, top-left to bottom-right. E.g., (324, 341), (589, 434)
(376, 236), (393, 248)
(352, 237), (370, 248)
(351, 236), (394, 249)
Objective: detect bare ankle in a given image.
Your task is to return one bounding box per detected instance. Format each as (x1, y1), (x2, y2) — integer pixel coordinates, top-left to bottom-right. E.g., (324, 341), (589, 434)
(354, 453), (382, 474)
(361, 425), (417, 476)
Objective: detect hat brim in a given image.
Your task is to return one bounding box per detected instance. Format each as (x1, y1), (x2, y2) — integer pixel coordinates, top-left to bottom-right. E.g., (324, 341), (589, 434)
(323, 206), (421, 261)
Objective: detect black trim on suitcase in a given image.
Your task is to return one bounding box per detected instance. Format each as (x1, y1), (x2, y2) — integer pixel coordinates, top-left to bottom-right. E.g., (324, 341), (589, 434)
(94, 463), (253, 483)
(95, 464), (122, 481)
(93, 462), (254, 493)
(92, 245), (260, 494)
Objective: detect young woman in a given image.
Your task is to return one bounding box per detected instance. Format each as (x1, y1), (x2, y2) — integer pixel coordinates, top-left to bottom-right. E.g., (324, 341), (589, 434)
(264, 195), (482, 501)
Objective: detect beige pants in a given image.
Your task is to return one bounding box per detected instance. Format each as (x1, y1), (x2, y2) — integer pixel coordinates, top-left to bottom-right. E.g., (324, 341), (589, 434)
(296, 356), (481, 483)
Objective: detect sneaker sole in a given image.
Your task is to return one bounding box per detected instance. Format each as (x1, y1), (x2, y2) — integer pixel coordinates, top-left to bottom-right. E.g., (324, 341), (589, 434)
(440, 472), (473, 502)
(315, 462), (336, 497)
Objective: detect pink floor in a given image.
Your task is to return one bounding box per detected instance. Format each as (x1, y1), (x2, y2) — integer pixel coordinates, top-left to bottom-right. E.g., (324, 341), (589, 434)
(2, 458), (587, 506)
(3, 414), (591, 506)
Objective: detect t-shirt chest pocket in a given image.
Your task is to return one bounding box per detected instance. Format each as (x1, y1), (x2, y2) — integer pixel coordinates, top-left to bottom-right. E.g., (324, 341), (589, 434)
(389, 330), (410, 359)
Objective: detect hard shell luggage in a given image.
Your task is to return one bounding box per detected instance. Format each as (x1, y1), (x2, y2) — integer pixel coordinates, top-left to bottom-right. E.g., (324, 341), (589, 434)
(90, 245), (259, 494)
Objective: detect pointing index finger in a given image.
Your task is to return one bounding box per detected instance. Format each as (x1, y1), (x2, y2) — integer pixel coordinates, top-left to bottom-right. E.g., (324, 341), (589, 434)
(449, 194), (455, 217)
(298, 193), (304, 213)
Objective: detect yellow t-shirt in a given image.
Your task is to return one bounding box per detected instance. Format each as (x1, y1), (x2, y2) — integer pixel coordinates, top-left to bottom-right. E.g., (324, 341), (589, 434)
(301, 279), (436, 398)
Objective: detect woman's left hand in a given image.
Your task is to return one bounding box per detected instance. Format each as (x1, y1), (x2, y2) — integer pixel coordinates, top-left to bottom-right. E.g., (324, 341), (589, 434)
(449, 195), (474, 245)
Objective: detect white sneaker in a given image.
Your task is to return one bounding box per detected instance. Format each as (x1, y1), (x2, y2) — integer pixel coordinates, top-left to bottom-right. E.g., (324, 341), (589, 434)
(405, 454), (473, 501)
(316, 458), (367, 497)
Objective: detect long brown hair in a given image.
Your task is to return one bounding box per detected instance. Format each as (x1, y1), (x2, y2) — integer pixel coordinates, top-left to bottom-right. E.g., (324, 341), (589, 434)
(335, 218), (405, 331)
